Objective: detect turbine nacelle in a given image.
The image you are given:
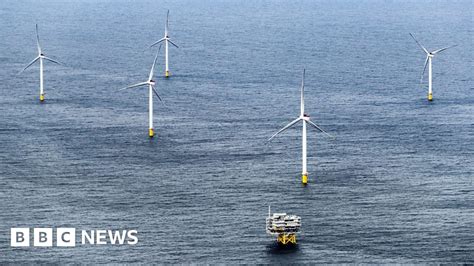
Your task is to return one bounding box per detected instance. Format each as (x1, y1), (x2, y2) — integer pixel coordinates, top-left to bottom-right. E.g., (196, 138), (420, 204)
(301, 114), (310, 121)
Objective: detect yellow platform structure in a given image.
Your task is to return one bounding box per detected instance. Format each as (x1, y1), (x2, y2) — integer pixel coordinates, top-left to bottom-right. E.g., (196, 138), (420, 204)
(277, 233), (297, 245)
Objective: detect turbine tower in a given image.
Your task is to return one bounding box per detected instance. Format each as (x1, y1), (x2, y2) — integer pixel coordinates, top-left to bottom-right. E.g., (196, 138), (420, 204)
(409, 33), (457, 101)
(120, 51), (164, 138)
(268, 69), (333, 185)
(20, 24), (63, 102)
(150, 10), (179, 78)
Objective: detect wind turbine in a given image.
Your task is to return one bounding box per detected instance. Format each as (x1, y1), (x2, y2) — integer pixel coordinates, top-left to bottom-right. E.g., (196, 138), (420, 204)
(150, 10), (179, 78)
(120, 51), (164, 138)
(409, 33), (457, 101)
(20, 24), (63, 102)
(268, 69), (333, 185)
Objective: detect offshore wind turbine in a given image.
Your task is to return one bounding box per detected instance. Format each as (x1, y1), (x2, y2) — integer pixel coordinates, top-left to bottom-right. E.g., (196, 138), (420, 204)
(268, 69), (333, 185)
(409, 33), (457, 101)
(150, 10), (179, 78)
(20, 24), (63, 102)
(120, 51), (163, 138)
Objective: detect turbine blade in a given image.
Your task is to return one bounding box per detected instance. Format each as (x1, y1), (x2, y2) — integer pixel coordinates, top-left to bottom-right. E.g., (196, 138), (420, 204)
(148, 50), (160, 81)
(301, 68), (305, 89)
(119, 81), (148, 91)
(268, 117), (301, 141)
(150, 38), (165, 48)
(409, 33), (429, 54)
(43, 56), (64, 66)
(431, 44), (458, 55)
(306, 120), (335, 139)
(36, 24), (41, 54)
(151, 85), (164, 103)
(19, 56), (40, 73)
(300, 69), (305, 116)
(166, 10), (169, 34)
(168, 39), (179, 48)
(420, 55), (429, 83)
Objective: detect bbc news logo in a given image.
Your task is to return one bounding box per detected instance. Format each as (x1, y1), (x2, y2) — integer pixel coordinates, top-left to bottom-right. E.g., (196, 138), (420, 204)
(11, 228), (138, 247)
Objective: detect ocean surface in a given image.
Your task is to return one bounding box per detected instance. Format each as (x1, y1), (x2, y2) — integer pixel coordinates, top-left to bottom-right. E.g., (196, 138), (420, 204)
(0, 0), (473, 263)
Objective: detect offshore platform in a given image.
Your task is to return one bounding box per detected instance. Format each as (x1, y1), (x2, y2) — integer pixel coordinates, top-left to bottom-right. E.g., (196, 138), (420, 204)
(266, 206), (301, 245)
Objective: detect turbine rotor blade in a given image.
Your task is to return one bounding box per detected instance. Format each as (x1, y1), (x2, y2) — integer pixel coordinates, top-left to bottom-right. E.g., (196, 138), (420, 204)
(268, 117), (301, 142)
(43, 56), (64, 66)
(420, 55), (429, 83)
(300, 68), (305, 116)
(36, 24), (41, 54)
(166, 10), (170, 34)
(306, 120), (335, 139)
(119, 81), (148, 91)
(409, 33), (429, 54)
(19, 56), (40, 73)
(431, 44), (458, 55)
(150, 38), (165, 48)
(168, 39), (179, 48)
(148, 50), (160, 81)
(151, 85), (164, 103)
(301, 68), (305, 89)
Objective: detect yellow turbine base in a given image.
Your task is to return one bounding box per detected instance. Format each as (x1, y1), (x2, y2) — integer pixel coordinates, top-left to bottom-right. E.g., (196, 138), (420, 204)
(277, 233), (297, 245)
(40, 94), (44, 102)
(302, 174), (308, 185)
(149, 128), (155, 138)
(428, 93), (433, 101)
(165, 71), (170, 78)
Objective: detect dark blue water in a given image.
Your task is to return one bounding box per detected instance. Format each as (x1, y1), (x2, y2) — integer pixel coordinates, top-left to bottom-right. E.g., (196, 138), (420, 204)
(0, 0), (473, 263)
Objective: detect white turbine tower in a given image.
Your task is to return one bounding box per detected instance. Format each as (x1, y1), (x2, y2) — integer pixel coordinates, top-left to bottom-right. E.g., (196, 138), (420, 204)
(409, 33), (457, 101)
(20, 24), (63, 102)
(150, 10), (179, 78)
(120, 51), (164, 138)
(268, 69), (333, 185)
